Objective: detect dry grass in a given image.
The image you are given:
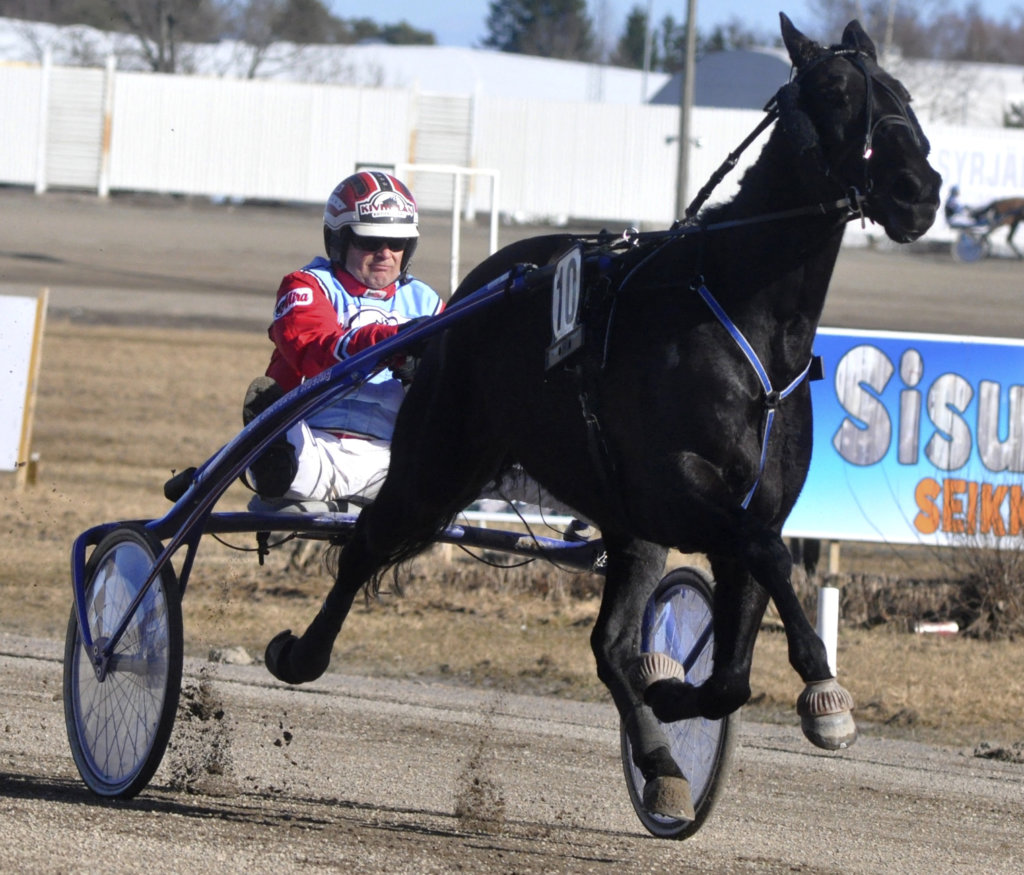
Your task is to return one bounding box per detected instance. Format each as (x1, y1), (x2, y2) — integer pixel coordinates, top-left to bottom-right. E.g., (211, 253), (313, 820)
(3, 321), (1023, 754)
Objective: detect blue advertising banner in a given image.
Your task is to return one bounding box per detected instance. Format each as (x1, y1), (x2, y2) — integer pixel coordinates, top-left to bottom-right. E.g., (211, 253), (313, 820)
(785, 328), (1024, 546)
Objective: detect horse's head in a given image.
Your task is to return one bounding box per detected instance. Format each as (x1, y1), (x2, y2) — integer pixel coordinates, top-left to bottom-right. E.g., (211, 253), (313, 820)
(777, 13), (940, 242)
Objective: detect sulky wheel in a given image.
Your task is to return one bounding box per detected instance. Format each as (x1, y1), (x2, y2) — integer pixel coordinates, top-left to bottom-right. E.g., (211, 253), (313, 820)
(620, 566), (738, 839)
(951, 230), (990, 263)
(63, 524), (183, 798)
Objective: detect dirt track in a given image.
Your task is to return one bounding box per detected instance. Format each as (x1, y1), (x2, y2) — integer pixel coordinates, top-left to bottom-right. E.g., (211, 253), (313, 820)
(2, 189), (1024, 871)
(3, 633), (1023, 874)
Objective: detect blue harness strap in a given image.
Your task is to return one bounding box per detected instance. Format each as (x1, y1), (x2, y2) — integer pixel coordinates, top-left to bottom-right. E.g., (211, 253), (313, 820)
(696, 284), (817, 509)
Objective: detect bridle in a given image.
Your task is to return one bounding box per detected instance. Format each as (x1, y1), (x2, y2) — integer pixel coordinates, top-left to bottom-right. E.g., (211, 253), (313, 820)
(807, 48), (926, 191)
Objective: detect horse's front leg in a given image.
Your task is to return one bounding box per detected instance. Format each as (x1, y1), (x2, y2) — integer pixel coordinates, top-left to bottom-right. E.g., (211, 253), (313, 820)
(644, 530), (855, 751)
(739, 527), (857, 750)
(592, 536), (697, 818)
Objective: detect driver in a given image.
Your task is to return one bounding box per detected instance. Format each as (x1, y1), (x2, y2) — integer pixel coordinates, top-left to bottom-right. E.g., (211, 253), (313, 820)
(243, 171), (596, 538)
(944, 185), (977, 229)
(243, 170), (443, 506)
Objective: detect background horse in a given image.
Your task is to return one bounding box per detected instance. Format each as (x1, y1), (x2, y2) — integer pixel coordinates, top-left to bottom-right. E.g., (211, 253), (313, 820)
(266, 14), (940, 819)
(975, 196), (1024, 257)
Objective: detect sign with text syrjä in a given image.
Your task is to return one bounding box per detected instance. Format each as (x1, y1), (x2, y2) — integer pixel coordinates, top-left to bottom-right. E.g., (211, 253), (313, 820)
(785, 327), (1024, 546)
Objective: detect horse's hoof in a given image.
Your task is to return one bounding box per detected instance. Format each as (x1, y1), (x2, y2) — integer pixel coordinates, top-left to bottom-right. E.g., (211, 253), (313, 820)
(264, 629), (315, 685)
(265, 630), (297, 682)
(265, 628), (333, 684)
(643, 775), (695, 821)
(797, 679), (857, 750)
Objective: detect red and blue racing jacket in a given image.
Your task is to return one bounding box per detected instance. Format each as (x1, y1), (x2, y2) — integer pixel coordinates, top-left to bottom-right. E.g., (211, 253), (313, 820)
(265, 256), (443, 440)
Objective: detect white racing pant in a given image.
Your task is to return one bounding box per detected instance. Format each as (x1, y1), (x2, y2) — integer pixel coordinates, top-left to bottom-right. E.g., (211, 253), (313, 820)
(279, 421), (580, 518)
(282, 422), (391, 505)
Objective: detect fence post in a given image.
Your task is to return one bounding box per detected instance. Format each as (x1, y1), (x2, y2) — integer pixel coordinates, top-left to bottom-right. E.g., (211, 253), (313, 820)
(97, 55), (116, 198)
(34, 48), (51, 195)
(816, 585), (840, 676)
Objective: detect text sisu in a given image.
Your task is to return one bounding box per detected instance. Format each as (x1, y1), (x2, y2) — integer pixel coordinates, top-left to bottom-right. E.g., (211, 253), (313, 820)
(830, 344), (1024, 473)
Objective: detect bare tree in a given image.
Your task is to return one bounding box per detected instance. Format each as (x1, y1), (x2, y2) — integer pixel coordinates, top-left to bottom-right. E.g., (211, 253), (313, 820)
(806, 0), (1024, 63)
(105, 0), (225, 73)
(221, 0), (289, 78)
(1, 6), (115, 64)
(891, 55), (996, 125)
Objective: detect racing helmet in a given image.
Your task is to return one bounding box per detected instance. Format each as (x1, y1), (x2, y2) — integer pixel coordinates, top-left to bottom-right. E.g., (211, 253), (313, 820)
(323, 170), (419, 275)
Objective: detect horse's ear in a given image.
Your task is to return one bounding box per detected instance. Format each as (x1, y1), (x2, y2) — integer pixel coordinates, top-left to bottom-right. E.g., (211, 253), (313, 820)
(775, 81), (819, 155)
(780, 12), (823, 69)
(841, 19), (877, 60)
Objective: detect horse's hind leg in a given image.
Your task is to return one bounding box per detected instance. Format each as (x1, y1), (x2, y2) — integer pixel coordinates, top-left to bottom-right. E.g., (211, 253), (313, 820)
(264, 515), (395, 684)
(1008, 220), (1022, 258)
(266, 465), (494, 684)
(589, 535), (697, 818)
(266, 372), (505, 685)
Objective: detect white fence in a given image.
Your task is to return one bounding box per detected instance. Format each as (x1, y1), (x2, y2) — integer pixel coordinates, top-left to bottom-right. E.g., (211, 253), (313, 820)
(2, 57), (1023, 238)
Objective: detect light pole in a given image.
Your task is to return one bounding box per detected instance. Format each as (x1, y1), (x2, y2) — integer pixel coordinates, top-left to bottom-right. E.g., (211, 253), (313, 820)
(675, 0), (698, 219)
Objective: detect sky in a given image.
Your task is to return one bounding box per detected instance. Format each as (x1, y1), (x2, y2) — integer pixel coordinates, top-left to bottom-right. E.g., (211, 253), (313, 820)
(329, 1), (1020, 50)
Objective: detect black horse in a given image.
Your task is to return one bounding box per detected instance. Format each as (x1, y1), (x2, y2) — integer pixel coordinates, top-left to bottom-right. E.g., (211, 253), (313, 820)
(266, 14), (940, 818)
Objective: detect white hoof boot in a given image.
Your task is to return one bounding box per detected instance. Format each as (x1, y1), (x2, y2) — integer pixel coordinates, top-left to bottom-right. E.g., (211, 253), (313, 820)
(632, 652), (686, 690)
(797, 678), (857, 750)
(643, 775), (695, 820)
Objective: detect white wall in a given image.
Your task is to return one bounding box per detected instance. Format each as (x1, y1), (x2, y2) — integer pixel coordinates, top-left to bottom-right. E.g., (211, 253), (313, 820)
(0, 64), (42, 186)
(2, 61), (1022, 241)
(108, 71), (413, 202)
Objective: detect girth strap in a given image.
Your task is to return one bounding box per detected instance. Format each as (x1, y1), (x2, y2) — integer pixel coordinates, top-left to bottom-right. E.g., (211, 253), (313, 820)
(696, 283), (818, 509)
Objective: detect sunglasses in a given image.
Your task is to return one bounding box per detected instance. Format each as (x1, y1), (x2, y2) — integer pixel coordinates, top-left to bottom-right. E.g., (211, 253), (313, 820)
(350, 234), (409, 252)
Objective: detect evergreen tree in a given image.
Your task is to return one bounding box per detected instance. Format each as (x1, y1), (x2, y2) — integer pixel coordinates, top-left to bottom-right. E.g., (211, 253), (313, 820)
(613, 4), (651, 69)
(482, 0), (594, 61)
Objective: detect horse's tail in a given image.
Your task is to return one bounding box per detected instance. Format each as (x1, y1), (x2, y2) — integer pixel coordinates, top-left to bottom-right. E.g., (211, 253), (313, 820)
(362, 517), (454, 597)
(356, 459), (519, 597)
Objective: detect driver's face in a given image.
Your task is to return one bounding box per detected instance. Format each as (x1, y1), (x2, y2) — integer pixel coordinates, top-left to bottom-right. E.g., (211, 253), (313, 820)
(344, 236), (404, 289)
